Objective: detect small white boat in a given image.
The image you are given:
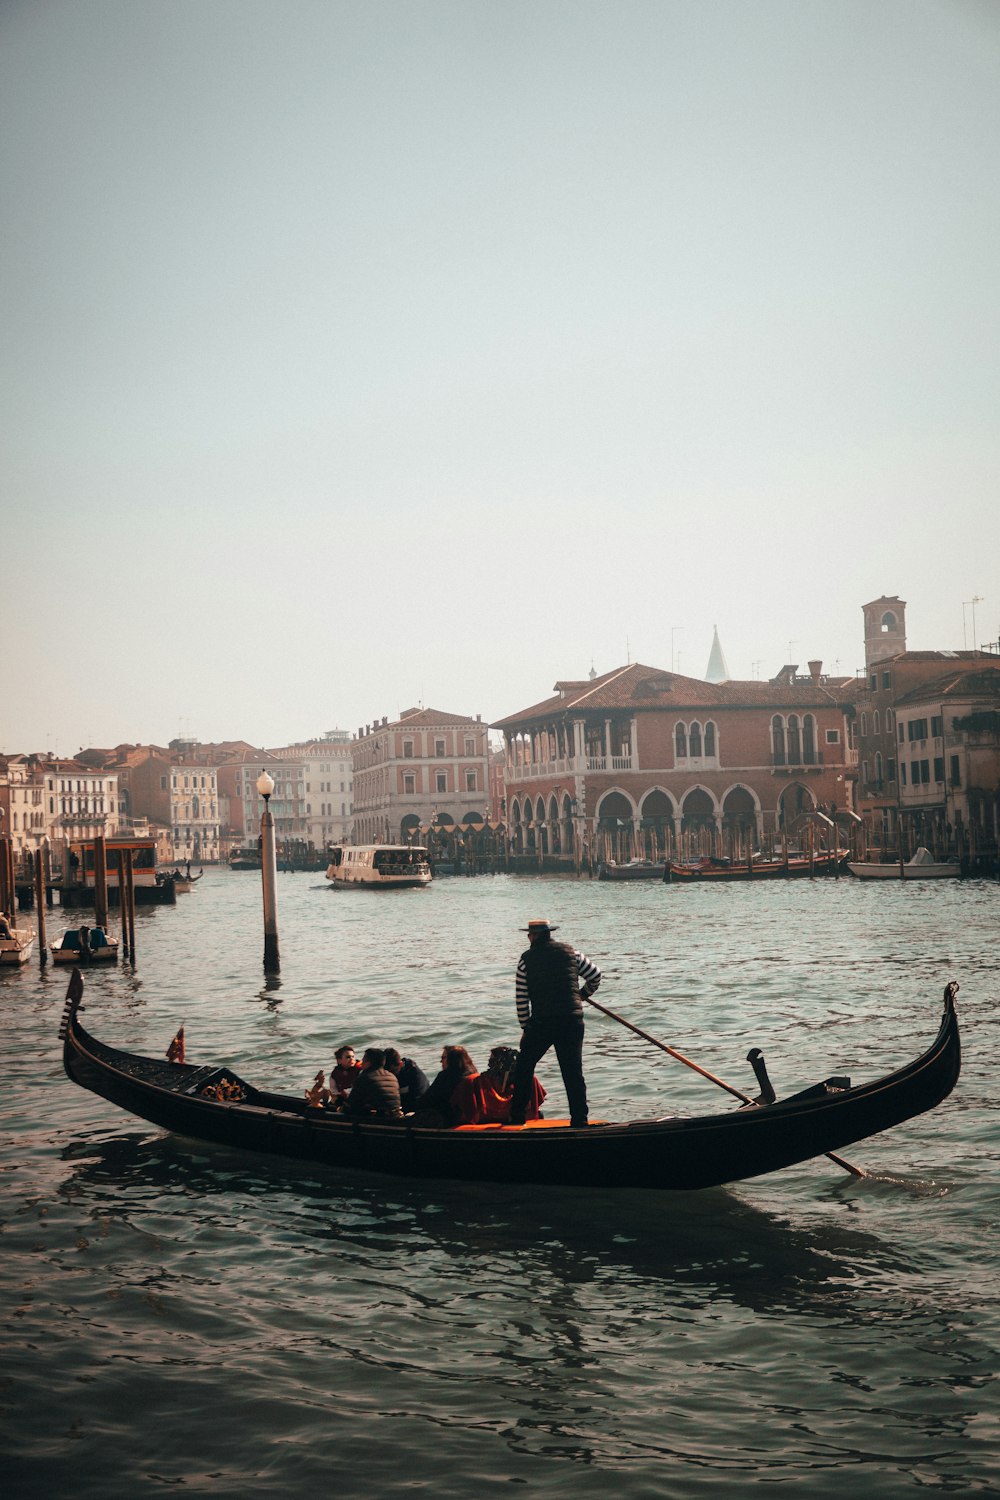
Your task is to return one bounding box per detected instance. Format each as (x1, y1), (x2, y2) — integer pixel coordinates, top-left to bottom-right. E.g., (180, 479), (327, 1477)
(51, 926), (120, 964)
(597, 858), (666, 881)
(847, 847), (961, 881)
(326, 845), (432, 889)
(0, 924), (36, 965)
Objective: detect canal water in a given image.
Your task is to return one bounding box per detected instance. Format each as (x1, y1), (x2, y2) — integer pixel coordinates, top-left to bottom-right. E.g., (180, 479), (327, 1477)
(3, 870), (998, 1496)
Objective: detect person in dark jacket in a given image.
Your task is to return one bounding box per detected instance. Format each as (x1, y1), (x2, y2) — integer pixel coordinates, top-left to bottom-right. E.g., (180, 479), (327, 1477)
(383, 1047), (429, 1111)
(508, 918), (601, 1129)
(345, 1048), (403, 1119)
(412, 1046), (478, 1127)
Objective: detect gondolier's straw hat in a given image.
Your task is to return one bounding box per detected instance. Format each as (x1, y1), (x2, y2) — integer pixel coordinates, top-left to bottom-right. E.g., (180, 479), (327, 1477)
(522, 918), (559, 932)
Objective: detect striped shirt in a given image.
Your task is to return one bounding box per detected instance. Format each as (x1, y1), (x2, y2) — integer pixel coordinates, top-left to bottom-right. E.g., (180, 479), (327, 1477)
(516, 948), (602, 1028)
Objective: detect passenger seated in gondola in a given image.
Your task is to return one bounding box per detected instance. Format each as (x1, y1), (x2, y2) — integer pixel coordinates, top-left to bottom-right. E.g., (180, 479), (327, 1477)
(410, 1046), (478, 1127)
(331, 1045), (362, 1104)
(451, 1045), (546, 1125)
(345, 1048), (403, 1119)
(383, 1047), (429, 1111)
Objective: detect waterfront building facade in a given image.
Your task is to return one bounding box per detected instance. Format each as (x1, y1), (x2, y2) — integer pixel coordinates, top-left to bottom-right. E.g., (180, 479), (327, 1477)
(168, 755), (220, 864)
(495, 660), (856, 866)
(298, 732), (353, 851)
(228, 752), (306, 854)
(851, 596), (1000, 860)
(0, 754), (122, 863)
(890, 665), (1000, 860)
(352, 708), (490, 845)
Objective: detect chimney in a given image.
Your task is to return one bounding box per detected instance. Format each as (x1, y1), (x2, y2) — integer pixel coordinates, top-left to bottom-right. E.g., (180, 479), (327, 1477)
(808, 660), (822, 684)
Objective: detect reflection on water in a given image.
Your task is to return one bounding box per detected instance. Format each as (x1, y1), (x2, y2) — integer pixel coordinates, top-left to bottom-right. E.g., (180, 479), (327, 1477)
(3, 871), (999, 1496)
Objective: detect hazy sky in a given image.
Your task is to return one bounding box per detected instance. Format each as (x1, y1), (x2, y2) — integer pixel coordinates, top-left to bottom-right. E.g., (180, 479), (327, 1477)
(2, 0), (998, 755)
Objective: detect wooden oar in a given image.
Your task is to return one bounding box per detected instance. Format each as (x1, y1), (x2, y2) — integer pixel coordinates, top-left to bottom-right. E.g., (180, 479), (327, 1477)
(581, 992), (867, 1179)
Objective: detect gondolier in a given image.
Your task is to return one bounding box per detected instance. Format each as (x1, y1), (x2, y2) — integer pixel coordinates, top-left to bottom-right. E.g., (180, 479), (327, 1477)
(508, 918), (602, 1129)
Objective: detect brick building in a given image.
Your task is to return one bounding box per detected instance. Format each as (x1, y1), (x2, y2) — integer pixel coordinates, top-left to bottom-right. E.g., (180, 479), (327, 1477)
(352, 708), (490, 845)
(495, 660), (856, 867)
(852, 595), (999, 861)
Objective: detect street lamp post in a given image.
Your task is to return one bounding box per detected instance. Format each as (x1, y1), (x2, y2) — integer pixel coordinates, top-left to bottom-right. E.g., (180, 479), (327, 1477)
(256, 771), (280, 973)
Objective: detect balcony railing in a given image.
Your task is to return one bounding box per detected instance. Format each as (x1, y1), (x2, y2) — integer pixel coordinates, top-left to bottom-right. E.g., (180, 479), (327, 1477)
(771, 750), (823, 769)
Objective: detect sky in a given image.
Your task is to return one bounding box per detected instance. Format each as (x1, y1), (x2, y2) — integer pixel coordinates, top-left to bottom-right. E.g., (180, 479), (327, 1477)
(2, 0), (998, 756)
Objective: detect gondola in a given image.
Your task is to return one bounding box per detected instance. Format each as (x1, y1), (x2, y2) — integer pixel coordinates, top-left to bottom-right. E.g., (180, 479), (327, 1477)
(59, 976), (960, 1193)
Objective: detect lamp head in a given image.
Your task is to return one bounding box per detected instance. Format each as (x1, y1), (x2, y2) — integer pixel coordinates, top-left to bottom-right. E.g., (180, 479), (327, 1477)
(256, 771), (275, 802)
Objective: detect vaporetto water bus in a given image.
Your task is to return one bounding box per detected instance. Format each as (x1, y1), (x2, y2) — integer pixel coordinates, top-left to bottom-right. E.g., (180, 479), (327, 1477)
(325, 845), (432, 889)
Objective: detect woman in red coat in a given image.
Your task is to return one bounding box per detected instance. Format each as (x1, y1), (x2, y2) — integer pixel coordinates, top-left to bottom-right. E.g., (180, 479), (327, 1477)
(452, 1045), (545, 1125)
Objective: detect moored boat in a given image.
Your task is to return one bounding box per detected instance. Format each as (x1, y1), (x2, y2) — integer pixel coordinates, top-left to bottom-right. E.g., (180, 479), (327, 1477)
(326, 845), (432, 889)
(228, 848), (261, 871)
(666, 850), (843, 882)
(847, 847), (961, 881)
(0, 924), (35, 965)
(598, 858), (666, 881)
(59, 975), (961, 1192)
(60, 836), (176, 907)
(51, 927), (119, 965)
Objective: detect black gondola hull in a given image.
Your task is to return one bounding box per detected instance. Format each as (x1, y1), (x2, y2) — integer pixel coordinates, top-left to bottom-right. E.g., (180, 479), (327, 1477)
(61, 988), (960, 1192)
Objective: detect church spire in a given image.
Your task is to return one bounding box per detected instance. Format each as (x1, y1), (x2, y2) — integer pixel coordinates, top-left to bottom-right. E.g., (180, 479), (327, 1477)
(705, 625), (730, 683)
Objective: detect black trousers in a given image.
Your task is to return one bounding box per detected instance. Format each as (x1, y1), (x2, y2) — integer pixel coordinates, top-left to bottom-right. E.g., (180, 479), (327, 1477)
(510, 1016), (588, 1127)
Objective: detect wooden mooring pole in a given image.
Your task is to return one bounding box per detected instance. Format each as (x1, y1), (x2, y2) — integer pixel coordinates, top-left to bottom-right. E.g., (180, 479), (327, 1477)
(34, 848), (47, 966)
(94, 833), (108, 932)
(124, 848), (136, 963)
(117, 850), (130, 961)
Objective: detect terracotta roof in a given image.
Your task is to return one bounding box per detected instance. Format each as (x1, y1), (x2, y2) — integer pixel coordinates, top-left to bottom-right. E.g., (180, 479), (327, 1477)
(870, 649), (991, 669)
(377, 708), (482, 731)
(493, 661), (849, 727)
(895, 663), (1000, 706)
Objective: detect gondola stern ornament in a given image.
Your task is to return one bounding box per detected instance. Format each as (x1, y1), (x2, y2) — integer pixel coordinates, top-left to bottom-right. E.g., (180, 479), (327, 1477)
(746, 1046), (776, 1105)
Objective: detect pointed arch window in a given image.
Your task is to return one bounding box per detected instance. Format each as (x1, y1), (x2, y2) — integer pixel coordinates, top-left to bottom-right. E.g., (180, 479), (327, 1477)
(802, 714), (816, 764)
(689, 721), (702, 757)
(675, 722), (687, 758)
(704, 721), (716, 757)
(787, 715), (801, 764)
(772, 716), (786, 765)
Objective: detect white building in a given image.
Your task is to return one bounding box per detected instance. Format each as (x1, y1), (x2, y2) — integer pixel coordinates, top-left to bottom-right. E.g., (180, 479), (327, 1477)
(299, 731), (353, 851)
(169, 761), (220, 863)
(0, 755), (122, 862)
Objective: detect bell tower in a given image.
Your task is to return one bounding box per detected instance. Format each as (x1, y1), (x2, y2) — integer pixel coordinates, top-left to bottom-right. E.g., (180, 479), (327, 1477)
(863, 595), (906, 668)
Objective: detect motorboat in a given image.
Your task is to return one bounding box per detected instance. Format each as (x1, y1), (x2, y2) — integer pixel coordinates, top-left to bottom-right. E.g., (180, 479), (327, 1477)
(847, 847), (961, 881)
(326, 845), (432, 889)
(0, 924), (35, 965)
(51, 927), (119, 965)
